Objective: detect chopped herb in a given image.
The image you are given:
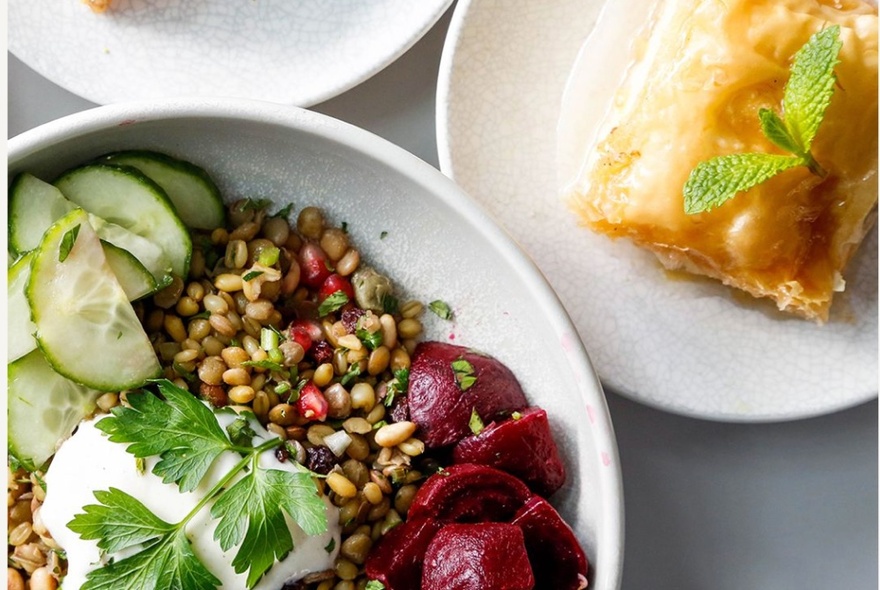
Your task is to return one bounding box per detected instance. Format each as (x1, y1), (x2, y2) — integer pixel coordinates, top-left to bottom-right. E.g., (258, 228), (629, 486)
(240, 198), (272, 211)
(274, 381), (291, 396)
(190, 310), (211, 320)
(318, 291), (349, 317)
(356, 327), (383, 351)
(172, 362), (197, 383)
(379, 231), (388, 240)
(242, 270), (264, 282)
(135, 457), (146, 475)
(383, 368), (409, 408)
(340, 363), (362, 386)
(226, 415), (257, 448)
(380, 293), (399, 315)
(273, 203), (295, 219)
(451, 359), (477, 391)
(683, 25), (843, 214)
(241, 359), (288, 374)
(428, 300), (454, 320)
(511, 411), (522, 421)
(73, 380), (328, 589)
(468, 408), (485, 435)
(117, 331), (123, 340)
(372, 420), (387, 430)
(257, 246), (280, 267)
(324, 538), (336, 553)
(366, 581), (386, 590)
(58, 224), (81, 262)
(341, 221), (349, 234)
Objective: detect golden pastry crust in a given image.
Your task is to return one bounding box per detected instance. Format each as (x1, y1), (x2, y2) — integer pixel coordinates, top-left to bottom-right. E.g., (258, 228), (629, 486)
(568, 0), (878, 322)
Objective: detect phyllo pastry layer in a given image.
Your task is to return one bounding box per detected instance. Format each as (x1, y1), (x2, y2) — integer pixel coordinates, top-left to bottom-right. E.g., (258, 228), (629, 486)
(567, 0), (878, 321)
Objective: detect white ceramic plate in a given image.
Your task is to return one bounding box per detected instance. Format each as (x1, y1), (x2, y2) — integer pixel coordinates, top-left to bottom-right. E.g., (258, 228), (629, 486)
(437, 0), (878, 422)
(8, 0), (452, 106)
(8, 98), (623, 589)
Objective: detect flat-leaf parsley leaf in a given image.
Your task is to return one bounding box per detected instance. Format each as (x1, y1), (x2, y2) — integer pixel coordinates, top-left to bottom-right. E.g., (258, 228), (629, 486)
(74, 379), (329, 589)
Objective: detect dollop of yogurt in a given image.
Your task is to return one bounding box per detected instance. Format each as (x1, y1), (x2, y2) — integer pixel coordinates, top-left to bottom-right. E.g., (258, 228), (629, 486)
(41, 412), (340, 589)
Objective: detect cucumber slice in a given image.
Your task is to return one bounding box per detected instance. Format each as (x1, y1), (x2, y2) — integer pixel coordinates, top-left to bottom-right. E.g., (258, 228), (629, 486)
(8, 173), (76, 255)
(8, 350), (101, 469)
(27, 208), (161, 391)
(8, 172), (173, 286)
(100, 150), (226, 230)
(54, 164), (192, 277)
(101, 241), (158, 301)
(88, 214), (173, 287)
(8, 252), (38, 363)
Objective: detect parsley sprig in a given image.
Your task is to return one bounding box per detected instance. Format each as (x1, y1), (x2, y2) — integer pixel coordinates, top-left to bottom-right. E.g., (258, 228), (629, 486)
(683, 25), (842, 214)
(69, 380), (328, 589)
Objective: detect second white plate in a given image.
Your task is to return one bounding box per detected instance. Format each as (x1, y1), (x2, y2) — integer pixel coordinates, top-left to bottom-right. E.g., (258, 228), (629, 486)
(9, 0), (452, 107)
(437, 0), (878, 422)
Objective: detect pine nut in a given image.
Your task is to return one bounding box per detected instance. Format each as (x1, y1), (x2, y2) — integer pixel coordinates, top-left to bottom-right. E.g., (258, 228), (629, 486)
(326, 472), (357, 498)
(374, 421), (417, 448)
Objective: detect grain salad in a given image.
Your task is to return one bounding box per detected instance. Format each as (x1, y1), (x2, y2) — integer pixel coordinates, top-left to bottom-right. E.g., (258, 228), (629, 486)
(8, 151), (588, 590)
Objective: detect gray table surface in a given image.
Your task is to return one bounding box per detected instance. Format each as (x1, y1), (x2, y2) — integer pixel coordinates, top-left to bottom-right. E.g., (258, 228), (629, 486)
(8, 8), (878, 590)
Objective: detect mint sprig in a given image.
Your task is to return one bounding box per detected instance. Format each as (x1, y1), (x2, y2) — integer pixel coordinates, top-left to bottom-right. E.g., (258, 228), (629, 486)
(69, 380), (328, 589)
(684, 25), (842, 214)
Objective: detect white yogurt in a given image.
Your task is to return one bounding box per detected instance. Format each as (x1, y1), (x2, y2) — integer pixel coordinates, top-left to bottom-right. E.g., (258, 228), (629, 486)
(41, 412), (340, 589)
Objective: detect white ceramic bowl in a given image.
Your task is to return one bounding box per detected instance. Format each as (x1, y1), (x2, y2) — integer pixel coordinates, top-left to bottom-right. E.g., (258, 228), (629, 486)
(8, 99), (623, 589)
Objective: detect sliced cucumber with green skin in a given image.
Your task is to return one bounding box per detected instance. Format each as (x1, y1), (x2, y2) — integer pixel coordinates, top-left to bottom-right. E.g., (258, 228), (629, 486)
(8, 252), (38, 363)
(88, 214), (173, 288)
(101, 241), (158, 301)
(54, 163), (192, 277)
(9, 171), (174, 286)
(27, 208), (161, 391)
(8, 172), (76, 255)
(100, 150), (226, 230)
(8, 350), (101, 469)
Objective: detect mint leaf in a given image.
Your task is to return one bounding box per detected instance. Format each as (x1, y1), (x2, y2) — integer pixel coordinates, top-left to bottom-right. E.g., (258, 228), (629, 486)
(684, 154), (802, 214)
(97, 381), (232, 493)
(81, 528), (220, 590)
(211, 467), (327, 587)
(68, 487), (175, 554)
(758, 109), (802, 155)
(683, 25), (842, 214)
(783, 25), (842, 153)
(428, 300), (454, 320)
(451, 359), (477, 391)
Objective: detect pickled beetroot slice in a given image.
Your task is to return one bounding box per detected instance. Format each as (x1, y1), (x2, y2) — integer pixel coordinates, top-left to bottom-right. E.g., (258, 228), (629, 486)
(407, 463), (532, 523)
(421, 522), (535, 590)
(363, 518), (442, 590)
(408, 341), (528, 448)
(452, 406), (566, 497)
(512, 496), (589, 590)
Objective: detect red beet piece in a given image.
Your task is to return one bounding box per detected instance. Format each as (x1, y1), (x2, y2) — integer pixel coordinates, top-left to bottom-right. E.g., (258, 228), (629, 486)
(407, 463), (532, 523)
(408, 341), (528, 448)
(511, 496), (589, 590)
(452, 406), (566, 497)
(363, 518), (442, 590)
(421, 523), (535, 590)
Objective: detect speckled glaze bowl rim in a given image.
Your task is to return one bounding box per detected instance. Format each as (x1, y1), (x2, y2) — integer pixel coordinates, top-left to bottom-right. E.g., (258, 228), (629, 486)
(8, 97), (624, 590)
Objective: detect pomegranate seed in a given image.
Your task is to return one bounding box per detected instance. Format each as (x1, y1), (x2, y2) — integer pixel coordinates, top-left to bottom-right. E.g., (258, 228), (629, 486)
(299, 243), (333, 288)
(296, 382), (329, 421)
(288, 319), (321, 353)
(318, 274), (354, 302)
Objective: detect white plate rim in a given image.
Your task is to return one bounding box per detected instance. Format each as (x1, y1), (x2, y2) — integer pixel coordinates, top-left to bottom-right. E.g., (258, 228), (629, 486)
(8, 0), (453, 107)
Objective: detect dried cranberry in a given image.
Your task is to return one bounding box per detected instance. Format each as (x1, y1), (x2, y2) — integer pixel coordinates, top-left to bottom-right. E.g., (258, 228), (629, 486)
(341, 307), (366, 333)
(390, 397), (410, 423)
(310, 340), (334, 364)
(306, 445), (338, 475)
